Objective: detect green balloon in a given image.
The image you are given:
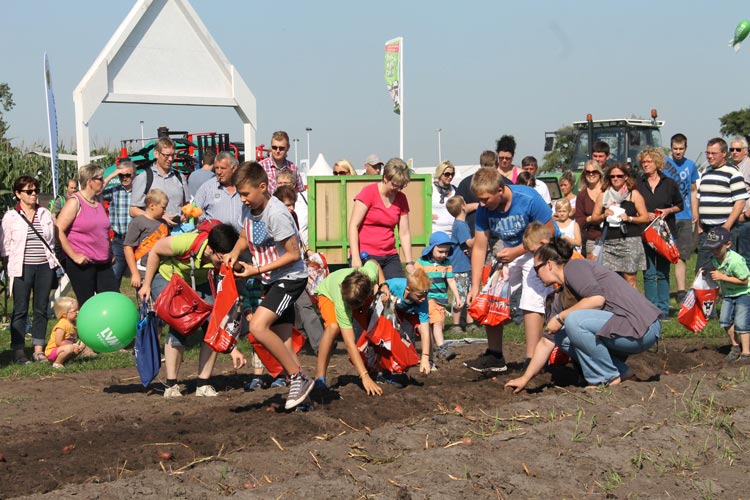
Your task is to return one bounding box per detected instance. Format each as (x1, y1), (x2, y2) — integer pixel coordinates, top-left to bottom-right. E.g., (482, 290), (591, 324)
(78, 292), (139, 353)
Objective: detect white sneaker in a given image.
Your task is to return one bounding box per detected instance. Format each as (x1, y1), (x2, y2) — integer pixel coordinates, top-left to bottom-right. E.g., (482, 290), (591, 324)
(163, 385), (183, 398)
(195, 385), (218, 397)
(285, 373), (314, 410)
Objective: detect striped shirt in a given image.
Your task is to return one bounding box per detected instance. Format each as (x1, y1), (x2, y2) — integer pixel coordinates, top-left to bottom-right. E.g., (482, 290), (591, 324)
(24, 213), (48, 265)
(697, 164), (748, 227)
(103, 185), (133, 236)
(416, 257), (453, 306)
(259, 157), (305, 194)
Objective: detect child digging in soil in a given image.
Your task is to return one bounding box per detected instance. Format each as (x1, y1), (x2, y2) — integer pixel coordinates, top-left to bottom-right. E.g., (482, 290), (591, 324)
(45, 297), (92, 369)
(703, 227), (750, 363)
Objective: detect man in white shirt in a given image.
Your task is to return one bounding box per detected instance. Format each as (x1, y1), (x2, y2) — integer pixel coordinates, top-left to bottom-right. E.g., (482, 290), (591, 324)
(521, 156), (551, 205)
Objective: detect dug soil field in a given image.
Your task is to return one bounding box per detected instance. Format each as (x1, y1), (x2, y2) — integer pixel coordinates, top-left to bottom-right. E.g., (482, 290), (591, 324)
(1, 338), (748, 499)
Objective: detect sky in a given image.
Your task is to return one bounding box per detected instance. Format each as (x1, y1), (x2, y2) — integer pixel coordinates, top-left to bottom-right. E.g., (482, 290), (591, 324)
(4, 0), (750, 170)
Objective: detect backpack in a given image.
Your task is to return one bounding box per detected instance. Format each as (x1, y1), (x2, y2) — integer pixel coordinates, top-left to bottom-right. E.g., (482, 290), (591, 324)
(143, 166), (185, 203)
(175, 218), (222, 263)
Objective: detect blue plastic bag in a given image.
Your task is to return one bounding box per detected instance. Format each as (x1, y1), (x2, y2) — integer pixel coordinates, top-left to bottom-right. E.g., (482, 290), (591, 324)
(135, 300), (161, 387)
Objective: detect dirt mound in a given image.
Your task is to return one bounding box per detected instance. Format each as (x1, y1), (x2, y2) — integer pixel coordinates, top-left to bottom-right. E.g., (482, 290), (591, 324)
(1, 338), (748, 499)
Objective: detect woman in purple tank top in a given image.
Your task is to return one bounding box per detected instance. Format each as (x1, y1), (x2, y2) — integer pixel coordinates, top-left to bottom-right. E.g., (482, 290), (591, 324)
(56, 164), (118, 305)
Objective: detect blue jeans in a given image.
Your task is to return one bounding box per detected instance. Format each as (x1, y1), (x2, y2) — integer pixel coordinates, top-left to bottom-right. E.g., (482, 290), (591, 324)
(10, 264), (55, 349)
(111, 235), (128, 288)
(643, 244), (671, 315)
(554, 309), (661, 385)
(732, 221), (750, 270)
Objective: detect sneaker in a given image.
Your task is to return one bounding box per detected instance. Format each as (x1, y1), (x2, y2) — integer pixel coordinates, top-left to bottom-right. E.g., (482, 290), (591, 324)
(375, 372), (406, 389)
(430, 361), (438, 372)
(726, 345), (742, 363)
(463, 350), (508, 373)
(14, 350), (30, 365)
(436, 344), (457, 361)
(285, 373), (314, 410)
(163, 385), (183, 398)
(244, 377), (265, 391)
(313, 377), (329, 391)
(270, 377), (289, 388)
(52, 363), (65, 370)
(734, 354), (750, 364)
(195, 385), (218, 397)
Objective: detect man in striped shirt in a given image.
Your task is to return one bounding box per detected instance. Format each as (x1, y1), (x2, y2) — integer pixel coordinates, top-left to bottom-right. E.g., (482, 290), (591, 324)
(103, 161), (135, 288)
(259, 131), (305, 195)
(696, 137), (748, 272)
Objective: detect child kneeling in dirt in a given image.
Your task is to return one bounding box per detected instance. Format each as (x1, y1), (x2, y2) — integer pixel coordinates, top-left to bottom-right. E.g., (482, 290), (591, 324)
(703, 227), (750, 363)
(313, 259), (386, 395)
(45, 297), (92, 369)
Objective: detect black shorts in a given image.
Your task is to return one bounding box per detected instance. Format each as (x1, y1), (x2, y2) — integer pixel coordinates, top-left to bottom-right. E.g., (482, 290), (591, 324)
(261, 277), (308, 326)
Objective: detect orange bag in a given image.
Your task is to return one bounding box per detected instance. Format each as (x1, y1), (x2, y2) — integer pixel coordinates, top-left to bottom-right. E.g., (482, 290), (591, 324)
(642, 213), (680, 264)
(548, 345), (571, 366)
(677, 270), (719, 333)
(247, 328), (306, 378)
(468, 263), (511, 326)
(356, 298), (419, 374)
(204, 265), (241, 353)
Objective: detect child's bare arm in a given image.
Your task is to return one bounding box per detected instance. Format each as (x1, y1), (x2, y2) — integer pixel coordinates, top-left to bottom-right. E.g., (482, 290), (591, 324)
(341, 327), (382, 396)
(447, 277), (462, 308)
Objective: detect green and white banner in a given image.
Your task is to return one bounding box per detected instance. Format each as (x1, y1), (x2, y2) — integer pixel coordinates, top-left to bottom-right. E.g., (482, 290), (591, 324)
(384, 37), (402, 115)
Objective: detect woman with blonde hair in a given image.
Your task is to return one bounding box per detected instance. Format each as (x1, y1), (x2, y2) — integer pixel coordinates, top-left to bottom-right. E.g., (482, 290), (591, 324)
(431, 160), (458, 234)
(332, 159), (356, 176)
(574, 160), (604, 256)
(349, 158), (415, 278)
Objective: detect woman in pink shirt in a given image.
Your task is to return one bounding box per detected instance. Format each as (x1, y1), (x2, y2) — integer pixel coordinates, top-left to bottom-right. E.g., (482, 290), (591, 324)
(56, 164), (118, 305)
(348, 158), (415, 279)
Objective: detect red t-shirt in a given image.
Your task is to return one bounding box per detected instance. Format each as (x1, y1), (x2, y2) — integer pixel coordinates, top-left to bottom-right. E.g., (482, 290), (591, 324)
(354, 182), (410, 256)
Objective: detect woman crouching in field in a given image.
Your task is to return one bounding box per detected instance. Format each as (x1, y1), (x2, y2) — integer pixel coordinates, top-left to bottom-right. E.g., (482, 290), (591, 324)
(506, 237), (661, 391)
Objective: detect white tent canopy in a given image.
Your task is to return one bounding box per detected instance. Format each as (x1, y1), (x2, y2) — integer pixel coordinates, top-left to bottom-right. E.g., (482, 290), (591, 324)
(308, 153), (332, 176)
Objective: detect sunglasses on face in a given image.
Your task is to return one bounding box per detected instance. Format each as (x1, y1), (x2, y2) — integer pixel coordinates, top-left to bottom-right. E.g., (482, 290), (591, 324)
(20, 189), (40, 195)
(271, 146), (286, 151)
(333, 171), (347, 176)
(92, 176), (104, 182)
(118, 173), (133, 179)
(609, 174), (625, 179)
(443, 171), (455, 178)
(585, 170), (600, 176)
(533, 261), (546, 274)
(730, 148), (745, 152)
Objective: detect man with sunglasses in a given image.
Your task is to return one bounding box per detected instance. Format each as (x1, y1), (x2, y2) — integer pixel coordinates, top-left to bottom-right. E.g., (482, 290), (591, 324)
(695, 137), (748, 273)
(730, 137), (750, 268)
(130, 137), (190, 228)
(363, 154), (384, 175)
(103, 161), (136, 288)
(259, 130), (304, 194)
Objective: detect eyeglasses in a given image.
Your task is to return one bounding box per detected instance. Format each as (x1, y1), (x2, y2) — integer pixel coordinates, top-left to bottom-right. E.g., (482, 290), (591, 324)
(118, 173), (133, 179)
(533, 261), (546, 274)
(333, 171), (348, 176)
(271, 146), (286, 151)
(585, 170), (600, 176)
(20, 189), (40, 195)
(730, 148), (745, 152)
(443, 171), (455, 178)
(705, 151), (721, 156)
(158, 151), (175, 158)
(609, 174), (625, 179)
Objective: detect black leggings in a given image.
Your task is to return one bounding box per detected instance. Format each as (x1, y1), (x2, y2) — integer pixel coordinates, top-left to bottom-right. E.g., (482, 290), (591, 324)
(64, 259), (118, 306)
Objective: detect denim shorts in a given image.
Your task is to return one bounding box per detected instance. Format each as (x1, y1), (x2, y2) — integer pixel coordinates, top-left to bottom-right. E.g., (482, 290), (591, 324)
(719, 294), (750, 333)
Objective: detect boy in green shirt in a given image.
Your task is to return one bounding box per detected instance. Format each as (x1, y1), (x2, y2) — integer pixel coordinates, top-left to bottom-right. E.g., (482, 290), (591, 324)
(705, 227), (750, 363)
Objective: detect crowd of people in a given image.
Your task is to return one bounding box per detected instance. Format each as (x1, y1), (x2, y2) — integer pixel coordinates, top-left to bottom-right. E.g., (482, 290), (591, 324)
(3, 129), (750, 410)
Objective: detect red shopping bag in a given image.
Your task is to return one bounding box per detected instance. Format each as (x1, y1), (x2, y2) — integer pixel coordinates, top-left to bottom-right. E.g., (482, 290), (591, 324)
(356, 298), (419, 374)
(642, 214), (680, 264)
(677, 270), (719, 333)
(468, 263), (511, 326)
(548, 345), (571, 366)
(205, 265), (242, 353)
(247, 328), (306, 378)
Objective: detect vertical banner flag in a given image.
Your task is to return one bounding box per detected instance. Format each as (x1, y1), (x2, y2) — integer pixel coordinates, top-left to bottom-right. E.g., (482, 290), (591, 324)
(384, 38), (402, 114)
(44, 53), (59, 198)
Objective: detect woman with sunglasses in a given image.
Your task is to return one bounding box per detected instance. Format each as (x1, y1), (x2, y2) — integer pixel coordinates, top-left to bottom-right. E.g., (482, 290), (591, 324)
(56, 164), (118, 305)
(505, 237), (661, 392)
(332, 159), (356, 176)
(590, 163), (649, 288)
(574, 160), (604, 256)
(431, 160), (458, 235)
(2, 176), (58, 364)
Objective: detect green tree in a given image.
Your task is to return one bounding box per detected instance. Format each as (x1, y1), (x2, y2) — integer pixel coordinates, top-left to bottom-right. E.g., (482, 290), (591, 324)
(719, 107), (750, 141)
(541, 125), (575, 172)
(0, 83), (15, 142)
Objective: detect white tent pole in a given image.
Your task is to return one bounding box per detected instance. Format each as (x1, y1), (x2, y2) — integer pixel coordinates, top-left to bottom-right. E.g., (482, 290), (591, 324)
(399, 36), (404, 160)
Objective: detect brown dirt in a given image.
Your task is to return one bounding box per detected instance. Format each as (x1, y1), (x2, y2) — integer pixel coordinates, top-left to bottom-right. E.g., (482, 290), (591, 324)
(1, 338), (749, 499)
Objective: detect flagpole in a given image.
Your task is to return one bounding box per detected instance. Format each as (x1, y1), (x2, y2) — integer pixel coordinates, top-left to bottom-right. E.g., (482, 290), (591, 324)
(399, 37), (404, 160)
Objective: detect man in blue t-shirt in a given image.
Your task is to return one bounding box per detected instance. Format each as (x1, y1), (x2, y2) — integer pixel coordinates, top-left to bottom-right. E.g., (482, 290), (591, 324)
(465, 167), (554, 374)
(663, 133), (700, 303)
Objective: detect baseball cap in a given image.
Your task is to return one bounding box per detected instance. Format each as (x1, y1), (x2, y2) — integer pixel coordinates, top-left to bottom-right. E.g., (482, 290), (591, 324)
(702, 226), (731, 249)
(365, 154), (383, 166)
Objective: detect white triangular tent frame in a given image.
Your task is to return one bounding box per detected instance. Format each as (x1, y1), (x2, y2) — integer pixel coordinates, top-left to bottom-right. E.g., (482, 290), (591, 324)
(73, 0), (256, 166)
